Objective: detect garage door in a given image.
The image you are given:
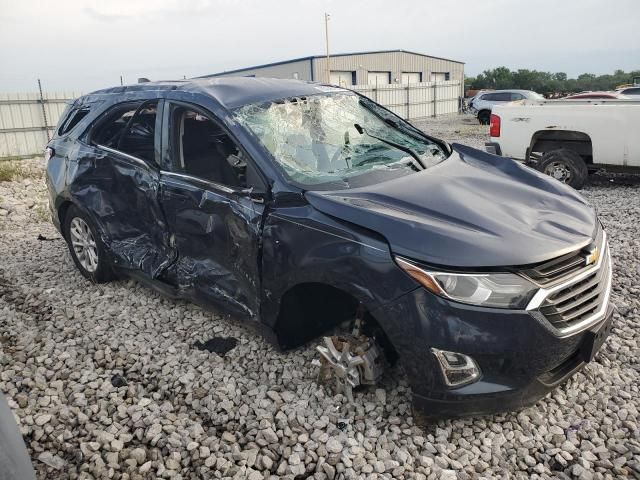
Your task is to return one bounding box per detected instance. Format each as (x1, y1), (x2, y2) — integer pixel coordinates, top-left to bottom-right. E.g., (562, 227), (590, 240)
(401, 72), (422, 84)
(330, 71), (355, 87)
(368, 72), (391, 86)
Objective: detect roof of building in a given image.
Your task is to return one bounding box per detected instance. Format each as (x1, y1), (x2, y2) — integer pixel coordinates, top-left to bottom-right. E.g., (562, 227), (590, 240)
(86, 77), (345, 109)
(199, 49), (465, 78)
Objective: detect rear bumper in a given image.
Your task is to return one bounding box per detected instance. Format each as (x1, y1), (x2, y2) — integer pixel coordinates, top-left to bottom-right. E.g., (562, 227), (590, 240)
(372, 288), (614, 418)
(485, 142), (502, 156)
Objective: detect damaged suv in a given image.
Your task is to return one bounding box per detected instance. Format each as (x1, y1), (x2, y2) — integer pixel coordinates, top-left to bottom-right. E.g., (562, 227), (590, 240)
(45, 78), (614, 417)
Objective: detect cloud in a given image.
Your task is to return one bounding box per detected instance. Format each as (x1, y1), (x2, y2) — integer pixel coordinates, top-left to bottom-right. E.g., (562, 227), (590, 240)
(1, 0), (638, 91)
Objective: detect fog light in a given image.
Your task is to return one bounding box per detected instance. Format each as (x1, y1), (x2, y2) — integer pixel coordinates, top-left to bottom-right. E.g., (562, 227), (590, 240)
(431, 348), (481, 387)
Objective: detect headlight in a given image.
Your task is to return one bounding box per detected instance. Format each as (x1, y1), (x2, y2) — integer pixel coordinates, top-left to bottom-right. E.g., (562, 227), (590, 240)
(395, 256), (538, 309)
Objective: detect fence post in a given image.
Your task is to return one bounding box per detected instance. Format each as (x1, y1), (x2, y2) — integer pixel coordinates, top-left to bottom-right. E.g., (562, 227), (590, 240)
(37, 78), (50, 141)
(433, 82), (437, 118)
(405, 85), (410, 119)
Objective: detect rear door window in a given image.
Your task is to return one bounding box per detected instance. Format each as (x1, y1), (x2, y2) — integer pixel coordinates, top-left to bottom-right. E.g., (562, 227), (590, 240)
(91, 102), (158, 164)
(493, 93), (512, 101)
(482, 93), (510, 101)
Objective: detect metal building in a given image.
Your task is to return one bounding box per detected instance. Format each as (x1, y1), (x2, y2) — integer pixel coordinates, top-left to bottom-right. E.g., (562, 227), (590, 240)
(201, 49), (464, 87)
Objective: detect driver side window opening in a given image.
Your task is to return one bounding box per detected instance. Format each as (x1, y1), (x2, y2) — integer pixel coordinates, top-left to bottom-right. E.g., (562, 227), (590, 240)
(91, 101), (158, 164)
(170, 105), (247, 189)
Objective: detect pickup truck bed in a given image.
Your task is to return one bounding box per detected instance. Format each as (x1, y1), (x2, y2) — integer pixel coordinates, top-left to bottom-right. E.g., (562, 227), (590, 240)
(486, 99), (640, 188)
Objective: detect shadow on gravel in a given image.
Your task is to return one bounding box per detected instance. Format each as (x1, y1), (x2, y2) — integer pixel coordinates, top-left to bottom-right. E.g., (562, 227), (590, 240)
(588, 172), (640, 187)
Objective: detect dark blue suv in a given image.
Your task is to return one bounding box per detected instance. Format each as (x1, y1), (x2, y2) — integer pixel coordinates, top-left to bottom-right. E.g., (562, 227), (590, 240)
(45, 78), (614, 417)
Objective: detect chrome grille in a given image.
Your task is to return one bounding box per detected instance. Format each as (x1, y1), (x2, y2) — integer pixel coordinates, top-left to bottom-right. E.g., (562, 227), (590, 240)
(524, 229), (612, 336)
(539, 245), (610, 331)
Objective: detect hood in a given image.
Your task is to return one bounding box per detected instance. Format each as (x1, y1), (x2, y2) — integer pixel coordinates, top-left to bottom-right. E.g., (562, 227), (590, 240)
(305, 144), (597, 268)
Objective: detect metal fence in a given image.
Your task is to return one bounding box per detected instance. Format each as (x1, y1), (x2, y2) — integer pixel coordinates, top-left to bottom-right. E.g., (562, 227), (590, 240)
(0, 80), (462, 160)
(352, 80), (462, 120)
(0, 90), (81, 160)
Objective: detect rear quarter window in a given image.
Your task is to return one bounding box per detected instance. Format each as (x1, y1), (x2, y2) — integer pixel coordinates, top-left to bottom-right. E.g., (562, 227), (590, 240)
(58, 108), (90, 136)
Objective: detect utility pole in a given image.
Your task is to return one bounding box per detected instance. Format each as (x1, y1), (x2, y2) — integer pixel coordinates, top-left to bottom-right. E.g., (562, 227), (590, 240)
(324, 13), (331, 83)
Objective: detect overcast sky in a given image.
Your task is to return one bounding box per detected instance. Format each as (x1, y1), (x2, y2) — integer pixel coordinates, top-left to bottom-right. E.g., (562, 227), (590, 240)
(1, 0), (638, 92)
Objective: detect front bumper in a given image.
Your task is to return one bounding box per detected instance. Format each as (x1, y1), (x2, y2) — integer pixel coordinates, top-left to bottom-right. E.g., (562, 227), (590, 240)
(372, 287), (614, 418)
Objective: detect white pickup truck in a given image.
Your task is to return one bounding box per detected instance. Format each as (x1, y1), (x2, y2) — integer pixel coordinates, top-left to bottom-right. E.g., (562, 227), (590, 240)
(485, 99), (640, 189)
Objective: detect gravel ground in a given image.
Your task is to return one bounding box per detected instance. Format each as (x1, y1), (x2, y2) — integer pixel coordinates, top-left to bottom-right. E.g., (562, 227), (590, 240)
(1, 116), (639, 480)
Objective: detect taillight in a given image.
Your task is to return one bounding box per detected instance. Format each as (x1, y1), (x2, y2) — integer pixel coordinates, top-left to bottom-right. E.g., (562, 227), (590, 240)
(489, 114), (501, 137)
(44, 146), (54, 167)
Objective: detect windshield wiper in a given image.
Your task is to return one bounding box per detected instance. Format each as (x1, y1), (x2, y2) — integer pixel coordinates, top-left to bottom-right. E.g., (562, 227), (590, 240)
(354, 124), (426, 169)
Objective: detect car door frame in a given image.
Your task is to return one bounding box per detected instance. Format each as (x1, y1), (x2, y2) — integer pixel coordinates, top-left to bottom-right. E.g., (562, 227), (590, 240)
(158, 98), (270, 320)
(73, 97), (174, 277)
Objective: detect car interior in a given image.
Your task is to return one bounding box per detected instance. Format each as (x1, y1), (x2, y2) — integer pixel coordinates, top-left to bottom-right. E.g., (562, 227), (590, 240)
(92, 102), (157, 164)
(173, 108), (246, 188)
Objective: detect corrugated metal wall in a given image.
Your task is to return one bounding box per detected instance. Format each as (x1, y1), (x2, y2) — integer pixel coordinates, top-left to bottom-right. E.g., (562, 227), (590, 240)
(352, 80), (462, 119)
(312, 51), (464, 87)
(0, 91), (81, 159)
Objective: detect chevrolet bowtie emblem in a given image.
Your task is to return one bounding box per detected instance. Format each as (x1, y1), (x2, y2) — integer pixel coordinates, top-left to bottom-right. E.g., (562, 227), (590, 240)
(585, 246), (600, 266)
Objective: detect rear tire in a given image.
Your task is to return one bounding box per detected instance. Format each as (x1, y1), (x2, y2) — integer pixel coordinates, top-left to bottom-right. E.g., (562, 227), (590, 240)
(536, 149), (588, 189)
(63, 205), (115, 283)
(477, 110), (491, 125)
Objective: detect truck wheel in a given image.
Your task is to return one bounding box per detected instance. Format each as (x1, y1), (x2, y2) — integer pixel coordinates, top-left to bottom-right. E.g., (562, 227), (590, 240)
(537, 149), (588, 190)
(477, 110), (491, 125)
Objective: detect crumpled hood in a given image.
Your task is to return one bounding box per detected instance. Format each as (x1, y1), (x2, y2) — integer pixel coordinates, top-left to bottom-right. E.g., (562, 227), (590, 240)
(305, 144), (597, 268)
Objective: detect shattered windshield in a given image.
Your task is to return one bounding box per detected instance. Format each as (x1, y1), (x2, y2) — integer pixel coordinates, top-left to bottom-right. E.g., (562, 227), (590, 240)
(233, 92), (447, 189)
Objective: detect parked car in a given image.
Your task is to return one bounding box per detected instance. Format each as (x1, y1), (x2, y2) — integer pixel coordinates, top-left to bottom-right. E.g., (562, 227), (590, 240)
(616, 86), (640, 96)
(470, 89), (544, 124)
(564, 91), (627, 99)
(486, 98), (640, 189)
(45, 78), (613, 417)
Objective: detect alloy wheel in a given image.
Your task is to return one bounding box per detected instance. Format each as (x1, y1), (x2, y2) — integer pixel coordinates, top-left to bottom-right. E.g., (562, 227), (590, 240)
(69, 217), (99, 272)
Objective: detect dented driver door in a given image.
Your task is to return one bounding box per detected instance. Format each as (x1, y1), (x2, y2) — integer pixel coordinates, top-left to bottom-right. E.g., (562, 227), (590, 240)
(158, 101), (266, 319)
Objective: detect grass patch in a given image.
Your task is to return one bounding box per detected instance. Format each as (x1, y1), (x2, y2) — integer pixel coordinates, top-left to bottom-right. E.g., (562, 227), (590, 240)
(0, 162), (23, 182)
(0, 161), (42, 182)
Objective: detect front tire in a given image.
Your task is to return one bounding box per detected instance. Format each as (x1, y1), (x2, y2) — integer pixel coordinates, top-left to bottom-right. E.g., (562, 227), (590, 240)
(536, 149), (588, 190)
(63, 205), (115, 283)
(477, 110), (491, 125)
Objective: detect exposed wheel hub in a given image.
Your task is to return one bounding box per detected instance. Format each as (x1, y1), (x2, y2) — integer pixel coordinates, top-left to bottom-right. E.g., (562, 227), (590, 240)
(544, 161), (572, 183)
(316, 333), (384, 403)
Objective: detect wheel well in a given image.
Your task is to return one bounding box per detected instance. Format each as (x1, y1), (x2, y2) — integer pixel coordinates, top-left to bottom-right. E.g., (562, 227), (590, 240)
(274, 283), (396, 360)
(57, 201), (73, 238)
(529, 130), (593, 164)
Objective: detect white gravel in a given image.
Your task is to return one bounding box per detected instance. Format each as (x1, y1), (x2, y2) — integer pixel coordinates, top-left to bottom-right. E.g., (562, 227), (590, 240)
(1, 116), (639, 479)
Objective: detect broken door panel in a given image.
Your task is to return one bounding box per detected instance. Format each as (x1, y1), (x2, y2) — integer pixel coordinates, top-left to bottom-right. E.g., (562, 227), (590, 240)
(69, 142), (172, 277)
(160, 175), (264, 319)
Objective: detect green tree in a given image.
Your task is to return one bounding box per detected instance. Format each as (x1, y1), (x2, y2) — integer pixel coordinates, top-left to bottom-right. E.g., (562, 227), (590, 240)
(465, 68), (640, 94)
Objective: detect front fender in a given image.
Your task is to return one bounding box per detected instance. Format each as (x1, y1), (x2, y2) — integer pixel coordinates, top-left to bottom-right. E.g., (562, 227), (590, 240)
(260, 205), (416, 327)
